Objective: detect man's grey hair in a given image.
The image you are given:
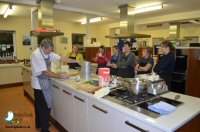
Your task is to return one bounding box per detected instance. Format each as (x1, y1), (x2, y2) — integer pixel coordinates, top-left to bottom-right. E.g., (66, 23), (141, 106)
(40, 38), (54, 49)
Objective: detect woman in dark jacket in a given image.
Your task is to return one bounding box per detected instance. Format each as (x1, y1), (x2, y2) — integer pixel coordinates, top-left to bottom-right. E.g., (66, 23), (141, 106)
(153, 40), (176, 90)
(112, 41), (136, 78)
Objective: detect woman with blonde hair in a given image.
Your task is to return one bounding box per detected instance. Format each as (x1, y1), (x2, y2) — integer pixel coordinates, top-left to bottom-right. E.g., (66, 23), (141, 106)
(67, 44), (83, 69)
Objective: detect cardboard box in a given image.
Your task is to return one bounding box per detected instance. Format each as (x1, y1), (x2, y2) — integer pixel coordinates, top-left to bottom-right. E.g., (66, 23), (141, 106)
(98, 68), (110, 87)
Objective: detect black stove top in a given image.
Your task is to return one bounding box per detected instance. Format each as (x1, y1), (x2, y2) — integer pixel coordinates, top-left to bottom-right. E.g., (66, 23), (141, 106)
(107, 87), (184, 118)
(108, 88), (155, 105)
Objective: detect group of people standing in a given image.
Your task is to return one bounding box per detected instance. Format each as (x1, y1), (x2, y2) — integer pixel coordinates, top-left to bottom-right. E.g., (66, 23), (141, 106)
(92, 40), (176, 89)
(30, 38), (175, 132)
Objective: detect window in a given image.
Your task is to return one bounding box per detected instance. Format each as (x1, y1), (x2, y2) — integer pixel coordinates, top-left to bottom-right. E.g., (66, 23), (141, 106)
(72, 33), (85, 45)
(0, 30), (15, 60)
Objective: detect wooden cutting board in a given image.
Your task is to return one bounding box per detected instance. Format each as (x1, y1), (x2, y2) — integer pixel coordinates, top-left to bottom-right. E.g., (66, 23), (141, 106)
(76, 83), (101, 93)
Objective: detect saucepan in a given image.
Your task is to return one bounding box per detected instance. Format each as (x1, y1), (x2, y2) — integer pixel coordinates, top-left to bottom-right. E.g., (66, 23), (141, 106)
(121, 78), (148, 95)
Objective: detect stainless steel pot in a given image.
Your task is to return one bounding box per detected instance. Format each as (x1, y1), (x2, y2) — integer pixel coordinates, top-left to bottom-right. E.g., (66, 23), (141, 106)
(80, 61), (91, 80)
(122, 78), (148, 94)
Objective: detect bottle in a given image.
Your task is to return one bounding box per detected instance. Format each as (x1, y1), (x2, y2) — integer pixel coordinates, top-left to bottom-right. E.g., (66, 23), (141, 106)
(2, 53), (5, 60)
(13, 53), (18, 63)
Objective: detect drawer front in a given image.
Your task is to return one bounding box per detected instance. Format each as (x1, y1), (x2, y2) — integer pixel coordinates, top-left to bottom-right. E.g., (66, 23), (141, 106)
(117, 112), (163, 132)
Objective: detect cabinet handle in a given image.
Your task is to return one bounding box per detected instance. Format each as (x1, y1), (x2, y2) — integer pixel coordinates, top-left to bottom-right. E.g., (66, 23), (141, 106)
(63, 90), (72, 95)
(74, 96), (85, 102)
(125, 121), (149, 132)
(52, 85), (59, 89)
(92, 105), (108, 114)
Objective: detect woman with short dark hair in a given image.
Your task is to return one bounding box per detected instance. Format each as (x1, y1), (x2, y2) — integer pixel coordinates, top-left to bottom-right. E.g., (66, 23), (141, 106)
(153, 40), (176, 90)
(111, 41), (136, 78)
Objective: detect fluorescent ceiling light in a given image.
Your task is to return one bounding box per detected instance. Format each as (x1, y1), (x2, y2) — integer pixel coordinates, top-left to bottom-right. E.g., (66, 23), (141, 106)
(0, 6), (8, 14)
(81, 17), (102, 24)
(129, 3), (163, 15)
(4, 4), (13, 18)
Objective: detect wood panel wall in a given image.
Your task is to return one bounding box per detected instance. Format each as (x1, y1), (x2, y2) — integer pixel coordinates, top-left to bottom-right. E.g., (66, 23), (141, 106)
(85, 47), (111, 62)
(186, 49), (200, 98)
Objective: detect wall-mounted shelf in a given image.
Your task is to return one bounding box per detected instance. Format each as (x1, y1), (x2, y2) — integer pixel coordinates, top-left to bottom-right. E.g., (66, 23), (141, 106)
(30, 31), (64, 36)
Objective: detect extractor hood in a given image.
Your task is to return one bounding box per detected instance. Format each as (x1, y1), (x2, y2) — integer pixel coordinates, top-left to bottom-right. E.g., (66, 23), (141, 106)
(166, 23), (190, 41)
(30, 0), (64, 36)
(105, 4), (151, 39)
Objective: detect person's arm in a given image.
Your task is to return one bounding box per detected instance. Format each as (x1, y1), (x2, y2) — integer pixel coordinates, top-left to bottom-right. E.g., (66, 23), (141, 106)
(135, 64), (140, 71)
(138, 63), (153, 72)
(103, 52), (111, 63)
(60, 56), (79, 63)
(111, 55), (122, 68)
(153, 55), (171, 73)
(77, 53), (83, 61)
(117, 53), (135, 68)
(50, 52), (78, 63)
(139, 58), (154, 72)
(42, 70), (70, 79)
(107, 61), (112, 67)
(92, 53), (98, 62)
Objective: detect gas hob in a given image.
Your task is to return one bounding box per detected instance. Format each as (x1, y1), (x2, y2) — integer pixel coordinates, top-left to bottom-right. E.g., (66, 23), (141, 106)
(104, 87), (183, 118)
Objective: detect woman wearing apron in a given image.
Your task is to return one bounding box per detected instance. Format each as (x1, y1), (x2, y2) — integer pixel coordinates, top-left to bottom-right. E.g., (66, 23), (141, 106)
(107, 45), (120, 76)
(153, 40), (176, 90)
(67, 44), (83, 69)
(92, 45), (111, 74)
(135, 47), (154, 74)
(112, 41), (136, 78)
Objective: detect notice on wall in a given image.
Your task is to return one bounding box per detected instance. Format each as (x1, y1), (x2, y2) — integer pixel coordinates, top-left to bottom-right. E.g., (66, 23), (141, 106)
(7, 45), (10, 48)
(2, 46), (6, 51)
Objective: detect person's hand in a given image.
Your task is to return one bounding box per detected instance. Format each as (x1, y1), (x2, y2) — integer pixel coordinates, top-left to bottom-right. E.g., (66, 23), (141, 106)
(92, 57), (97, 62)
(107, 61), (111, 66)
(60, 74), (70, 79)
(111, 64), (117, 68)
(135, 64), (140, 71)
(76, 60), (81, 64)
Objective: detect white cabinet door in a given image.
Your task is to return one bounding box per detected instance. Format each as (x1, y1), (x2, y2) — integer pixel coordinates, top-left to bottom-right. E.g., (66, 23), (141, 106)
(88, 99), (117, 132)
(61, 87), (74, 132)
(74, 91), (88, 132)
(51, 81), (63, 124)
(117, 111), (164, 132)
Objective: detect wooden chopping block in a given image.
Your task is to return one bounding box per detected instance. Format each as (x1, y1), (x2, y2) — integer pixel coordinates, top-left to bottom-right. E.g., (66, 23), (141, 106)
(76, 83), (101, 93)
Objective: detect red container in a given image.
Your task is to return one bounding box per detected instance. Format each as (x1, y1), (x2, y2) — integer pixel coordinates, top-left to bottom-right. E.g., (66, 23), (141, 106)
(98, 68), (110, 86)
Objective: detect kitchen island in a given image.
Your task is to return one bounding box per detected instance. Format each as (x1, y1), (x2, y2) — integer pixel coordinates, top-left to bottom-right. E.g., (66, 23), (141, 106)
(50, 77), (200, 132)
(22, 66), (200, 132)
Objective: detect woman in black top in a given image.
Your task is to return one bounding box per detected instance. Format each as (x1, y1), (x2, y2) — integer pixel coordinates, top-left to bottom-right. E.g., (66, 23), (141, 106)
(153, 41), (176, 90)
(135, 47), (154, 74)
(112, 41), (136, 78)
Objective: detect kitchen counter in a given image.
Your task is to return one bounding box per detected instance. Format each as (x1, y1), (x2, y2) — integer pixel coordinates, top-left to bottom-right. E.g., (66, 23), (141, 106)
(0, 63), (23, 85)
(0, 63), (22, 67)
(22, 65), (200, 131)
(157, 46), (200, 49)
(53, 77), (200, 132)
